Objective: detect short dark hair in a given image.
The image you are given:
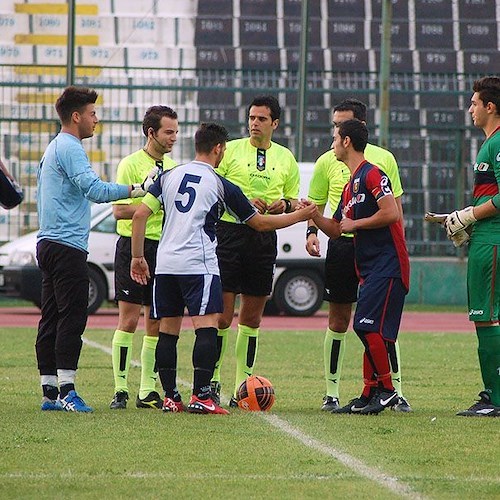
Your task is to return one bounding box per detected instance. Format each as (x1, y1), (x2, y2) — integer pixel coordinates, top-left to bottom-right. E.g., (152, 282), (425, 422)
(333, 98), (367, 122)
(473, 76), (500, 115)
(195, 122), (229, 154)
(248, 94), (281, 121)
(337, 119), (368, 152)
(142, 105), (178, 137)
(55, 86), (98, 124)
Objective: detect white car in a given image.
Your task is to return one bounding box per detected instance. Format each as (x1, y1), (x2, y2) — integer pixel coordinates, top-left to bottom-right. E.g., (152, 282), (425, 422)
(0, 168), (328, 316)
(0, 203), (118, 315)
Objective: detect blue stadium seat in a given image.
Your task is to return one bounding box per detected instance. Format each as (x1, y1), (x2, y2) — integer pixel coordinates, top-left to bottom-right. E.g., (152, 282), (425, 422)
(197, 89), (236, 106)
(328, 19), (365, 48)
(389, 109), (420, 129)
(458, 0), (496, 19)
(289, 107), (331, 129)
(419, 80), (460, 109)
(415, 21), (454, 49)
(199, 106), (240, 124)
(286, 48), (325, 71)
(195, 17), (233, 46)
(418, 50), (457, 73)
(426, 110), (465, 129)
(197, 0), (233, 16)
(414, 0), (452, 18)
(371, 0), (409, 19)
(373, 49), (414, 73)
(283, 18), (321, 48)
(397, 163), (424, 189)
(327, 0), (364, 17)
(241, 48), (281, 70)
(463, 50), (500, 73)
(196, 47), (236, 68)
(459, 21), (497, 49)
(240, 0), (277, 17)
(239, 18), (278, 47)
(388, 137), (426, 162)
(330, 91), (372, 109)
(330, 49), (369, 72)
(302, 134), (333, 162)
(370, 20), (410, 49)
(283, 0), (321, 18)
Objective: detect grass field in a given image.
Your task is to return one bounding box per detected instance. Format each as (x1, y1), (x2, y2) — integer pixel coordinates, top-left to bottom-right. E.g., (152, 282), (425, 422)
(1, 326), (499, 499)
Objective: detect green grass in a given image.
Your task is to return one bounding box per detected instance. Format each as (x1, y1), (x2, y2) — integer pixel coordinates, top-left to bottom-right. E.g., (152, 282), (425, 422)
(1, 326), (499, 499)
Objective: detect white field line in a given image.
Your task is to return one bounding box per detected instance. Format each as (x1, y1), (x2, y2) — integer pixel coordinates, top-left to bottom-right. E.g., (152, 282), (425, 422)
(83, 338), (425, 500)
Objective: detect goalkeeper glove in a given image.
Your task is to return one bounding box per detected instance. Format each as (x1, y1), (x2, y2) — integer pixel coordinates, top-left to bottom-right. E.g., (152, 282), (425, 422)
(449, 229), (470, 248)
(444, 206), (476, 237)
(130, 167), (159, 198)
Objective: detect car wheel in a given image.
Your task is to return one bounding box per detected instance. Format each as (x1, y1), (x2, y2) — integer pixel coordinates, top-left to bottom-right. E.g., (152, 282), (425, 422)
(273, 269), (324, 316)
(88, 266), (106, 315)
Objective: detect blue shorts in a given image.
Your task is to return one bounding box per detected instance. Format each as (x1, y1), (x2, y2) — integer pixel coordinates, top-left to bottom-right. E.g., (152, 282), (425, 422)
(353, 276), (407, 342)
(151, 274), (223, 318)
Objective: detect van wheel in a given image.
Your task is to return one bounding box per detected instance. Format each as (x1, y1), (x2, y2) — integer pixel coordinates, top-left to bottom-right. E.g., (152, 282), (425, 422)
(88, 267), (106, 315)
(273, 269), (323, 316)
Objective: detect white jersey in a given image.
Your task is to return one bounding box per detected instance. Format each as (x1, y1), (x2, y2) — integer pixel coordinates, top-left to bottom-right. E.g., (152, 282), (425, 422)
(144, 160), (257, 275)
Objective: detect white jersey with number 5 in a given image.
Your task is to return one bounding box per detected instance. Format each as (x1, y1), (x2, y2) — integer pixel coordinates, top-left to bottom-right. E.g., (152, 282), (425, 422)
(143, 160), (257, 275)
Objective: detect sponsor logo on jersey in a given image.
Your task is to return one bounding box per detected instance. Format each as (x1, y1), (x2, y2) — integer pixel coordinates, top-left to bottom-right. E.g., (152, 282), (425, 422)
(474, 162), (489, 172)
(343, 193), (366, 216)
(496, 151), (500, 162)
(469, 309), (484, 316)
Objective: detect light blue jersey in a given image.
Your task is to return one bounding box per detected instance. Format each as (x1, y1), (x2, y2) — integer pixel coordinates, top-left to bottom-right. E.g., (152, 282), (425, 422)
(37, 132), (129, 252)
(144, 160), (257, 275)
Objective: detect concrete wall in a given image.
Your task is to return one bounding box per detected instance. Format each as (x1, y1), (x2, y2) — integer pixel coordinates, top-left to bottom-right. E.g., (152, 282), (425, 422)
(408, 258), (467, 306)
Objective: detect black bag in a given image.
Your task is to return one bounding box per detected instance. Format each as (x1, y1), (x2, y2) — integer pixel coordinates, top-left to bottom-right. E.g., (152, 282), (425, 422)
(0, 166), (24, 209)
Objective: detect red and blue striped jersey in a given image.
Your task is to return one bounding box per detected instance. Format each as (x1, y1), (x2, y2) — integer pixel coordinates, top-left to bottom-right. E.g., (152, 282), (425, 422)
(334, 160), (409, 290)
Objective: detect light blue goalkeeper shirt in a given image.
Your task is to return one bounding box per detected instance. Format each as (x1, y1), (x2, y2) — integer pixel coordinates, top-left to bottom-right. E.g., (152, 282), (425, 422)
(37, 132), (129, 253)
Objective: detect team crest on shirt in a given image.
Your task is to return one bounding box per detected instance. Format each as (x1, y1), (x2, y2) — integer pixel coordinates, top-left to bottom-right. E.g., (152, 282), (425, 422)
(256, 148), (266, 171)
(353, 178), (360, 193)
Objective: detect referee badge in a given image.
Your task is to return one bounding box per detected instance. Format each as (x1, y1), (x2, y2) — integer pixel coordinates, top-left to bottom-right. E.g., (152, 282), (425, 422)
(256, 148), (266, 171)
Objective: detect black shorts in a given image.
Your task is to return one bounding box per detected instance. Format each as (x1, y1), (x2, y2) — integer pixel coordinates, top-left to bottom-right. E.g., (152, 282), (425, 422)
(216, 221), (277, 296)
(114, 236), (158, 305)
(324, 236), (359, 303)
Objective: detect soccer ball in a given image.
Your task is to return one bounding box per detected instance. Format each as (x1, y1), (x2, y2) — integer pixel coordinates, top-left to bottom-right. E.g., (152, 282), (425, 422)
(236, 375), (275, 411)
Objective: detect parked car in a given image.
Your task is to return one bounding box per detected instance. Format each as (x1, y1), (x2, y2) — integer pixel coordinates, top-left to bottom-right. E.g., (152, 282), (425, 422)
(0, 165), (328, 315)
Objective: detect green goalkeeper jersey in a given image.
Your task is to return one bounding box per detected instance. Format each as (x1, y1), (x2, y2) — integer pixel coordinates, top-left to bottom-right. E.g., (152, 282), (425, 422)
(113, 149), (176, 240)
(217, 137), (300, 224)
(471, 127), (500, 244)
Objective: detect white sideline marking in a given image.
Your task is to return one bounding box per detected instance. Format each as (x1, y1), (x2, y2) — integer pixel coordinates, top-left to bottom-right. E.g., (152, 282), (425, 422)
(83, 338), (424, 499)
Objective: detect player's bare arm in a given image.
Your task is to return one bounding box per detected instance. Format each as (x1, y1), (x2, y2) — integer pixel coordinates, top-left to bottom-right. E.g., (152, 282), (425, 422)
(305, 203), (326, 257)
(113, 204), (137, 220)
(130, 203), (153, 285)
(311, 213), (342, 240)
(246, 200), (317, 232)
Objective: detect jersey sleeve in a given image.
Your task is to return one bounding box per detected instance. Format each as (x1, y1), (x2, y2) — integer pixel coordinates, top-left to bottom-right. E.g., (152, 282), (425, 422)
(308, 153), (330, 205)
(381, 151), (403, 198)
(366, 167), (393, 201)
(221, 176), (257, 222)
(282, 154), (300, 200)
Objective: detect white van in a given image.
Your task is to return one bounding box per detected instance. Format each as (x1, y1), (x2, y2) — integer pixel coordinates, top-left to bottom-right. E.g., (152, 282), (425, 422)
(0, 163), (329, 316)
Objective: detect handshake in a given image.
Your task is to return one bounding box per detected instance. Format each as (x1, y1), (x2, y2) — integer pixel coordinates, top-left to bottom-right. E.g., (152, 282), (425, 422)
(130, 165), (162, 198)
(424, 206), (476, 247)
